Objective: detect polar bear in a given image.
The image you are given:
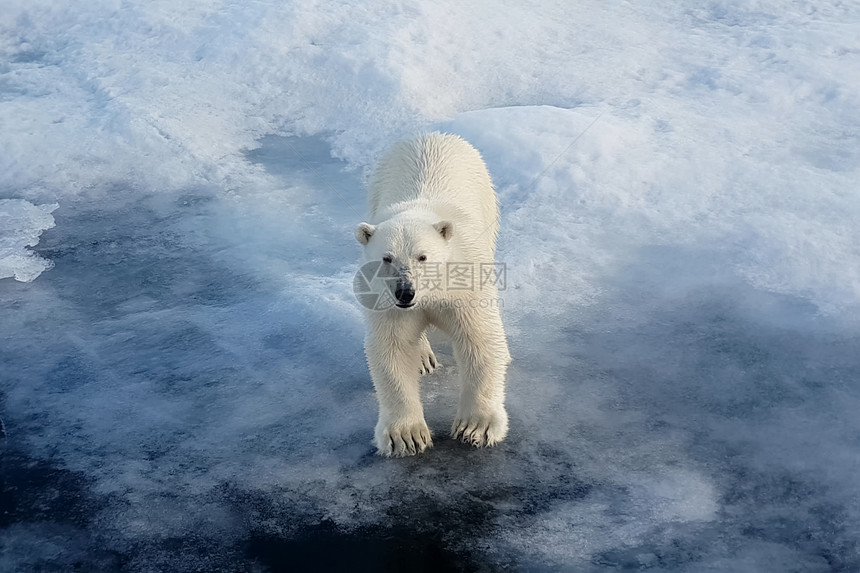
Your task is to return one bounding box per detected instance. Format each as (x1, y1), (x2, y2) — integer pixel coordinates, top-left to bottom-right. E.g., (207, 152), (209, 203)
(355, 132), (511, 457)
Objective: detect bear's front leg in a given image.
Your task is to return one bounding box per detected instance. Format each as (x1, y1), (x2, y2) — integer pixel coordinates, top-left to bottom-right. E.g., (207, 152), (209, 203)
(365, 323), (433, 457)
(449, 306), (511, 447)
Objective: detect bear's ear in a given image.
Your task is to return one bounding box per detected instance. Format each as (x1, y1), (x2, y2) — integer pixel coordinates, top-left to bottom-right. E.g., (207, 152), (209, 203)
(356, 223), (376, 245)
(433, 220), (454, 241)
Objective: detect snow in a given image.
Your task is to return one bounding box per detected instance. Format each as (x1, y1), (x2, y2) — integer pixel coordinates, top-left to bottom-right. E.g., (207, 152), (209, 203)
(2, 0), (859, 570)
(0, 200), (58, 282)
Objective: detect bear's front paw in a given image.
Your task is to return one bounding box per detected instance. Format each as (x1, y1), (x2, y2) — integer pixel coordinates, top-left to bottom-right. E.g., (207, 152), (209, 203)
(375, 419), (433, 457)
(451, 406), (508, 448)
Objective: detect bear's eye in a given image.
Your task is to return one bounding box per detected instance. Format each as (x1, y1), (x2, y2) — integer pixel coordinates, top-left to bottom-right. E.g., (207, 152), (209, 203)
(417, 255), (427, 262)
(382, 255), (393, 264)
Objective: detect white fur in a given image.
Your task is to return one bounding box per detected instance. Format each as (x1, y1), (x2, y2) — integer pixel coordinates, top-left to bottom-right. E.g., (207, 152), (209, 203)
(356, 133), (511, 457)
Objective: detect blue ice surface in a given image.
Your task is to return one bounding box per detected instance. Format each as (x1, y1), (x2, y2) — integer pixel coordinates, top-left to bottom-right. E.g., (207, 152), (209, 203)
(1, 134), (859, 571)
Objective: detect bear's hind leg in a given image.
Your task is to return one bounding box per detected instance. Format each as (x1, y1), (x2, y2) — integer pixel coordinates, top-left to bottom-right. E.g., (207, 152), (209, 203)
(418, 332), (438, 375)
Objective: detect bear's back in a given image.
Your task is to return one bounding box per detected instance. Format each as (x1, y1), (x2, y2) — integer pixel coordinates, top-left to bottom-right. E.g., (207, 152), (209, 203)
(367, 134), (499, 247)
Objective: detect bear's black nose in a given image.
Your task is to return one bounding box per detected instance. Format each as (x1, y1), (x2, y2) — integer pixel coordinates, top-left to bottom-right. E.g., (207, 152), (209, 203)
(394, 280), (415, 306)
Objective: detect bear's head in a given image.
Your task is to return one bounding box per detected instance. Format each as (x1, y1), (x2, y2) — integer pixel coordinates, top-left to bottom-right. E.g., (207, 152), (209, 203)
(356, 213), (453, 309)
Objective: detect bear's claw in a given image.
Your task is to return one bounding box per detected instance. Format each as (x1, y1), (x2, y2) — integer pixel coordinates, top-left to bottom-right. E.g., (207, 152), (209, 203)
(451, 408), (508, 448)
(375, 420), (433, 457)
